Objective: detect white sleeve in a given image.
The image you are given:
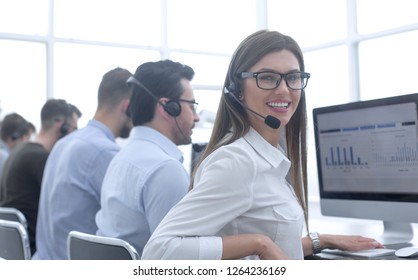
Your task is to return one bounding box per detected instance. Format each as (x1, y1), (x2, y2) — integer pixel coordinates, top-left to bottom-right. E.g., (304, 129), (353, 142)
(142, 145), (256, 259)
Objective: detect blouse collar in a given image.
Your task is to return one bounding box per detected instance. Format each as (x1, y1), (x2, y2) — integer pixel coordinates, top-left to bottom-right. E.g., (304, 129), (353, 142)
(243, 127), (290, 169)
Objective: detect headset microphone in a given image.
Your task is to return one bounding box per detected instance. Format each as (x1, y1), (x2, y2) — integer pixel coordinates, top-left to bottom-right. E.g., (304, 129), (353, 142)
(224, 87), (281, 129)
(174, 117), (191, 143)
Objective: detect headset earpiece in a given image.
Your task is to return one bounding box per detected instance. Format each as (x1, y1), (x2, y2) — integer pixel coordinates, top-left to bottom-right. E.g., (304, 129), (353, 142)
(227, 80), (236, 94)
(9, 119), (30, 141)
(60, 122), (69, 136)
(224, 66), (240, 104)
(225, 53), (240, 99)
(163, 100), (181, 117)
(10, 132), (19, 141)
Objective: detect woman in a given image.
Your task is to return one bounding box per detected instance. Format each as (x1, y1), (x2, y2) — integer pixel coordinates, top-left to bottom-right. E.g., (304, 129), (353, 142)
(142, 30), (383, 260)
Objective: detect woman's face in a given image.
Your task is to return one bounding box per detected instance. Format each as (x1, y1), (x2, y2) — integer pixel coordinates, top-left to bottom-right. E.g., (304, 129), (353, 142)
(241, 50), (302, 133)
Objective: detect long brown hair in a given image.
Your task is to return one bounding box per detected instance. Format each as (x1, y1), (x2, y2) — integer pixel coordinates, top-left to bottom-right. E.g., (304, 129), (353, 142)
(191, 29), (309, 224)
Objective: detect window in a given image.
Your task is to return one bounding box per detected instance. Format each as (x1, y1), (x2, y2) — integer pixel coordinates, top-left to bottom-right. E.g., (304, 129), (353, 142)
(0, 0), (417, 199)
(167, 0), (257, 53)
(0, 40), (46, 129)
(53, 43), (160, 126)
(357, 0), (418, 34)
(359, 30), (418, 100)
(54, 0), (162, 46)
(267, 0), (347, 48)
(0, 0), (48, 35)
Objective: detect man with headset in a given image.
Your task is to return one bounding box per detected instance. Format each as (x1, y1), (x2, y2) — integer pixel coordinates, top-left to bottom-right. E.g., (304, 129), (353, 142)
(95, 60), (200, 257)
(34, 67), (133, 260)
(0, 99), (81, 255)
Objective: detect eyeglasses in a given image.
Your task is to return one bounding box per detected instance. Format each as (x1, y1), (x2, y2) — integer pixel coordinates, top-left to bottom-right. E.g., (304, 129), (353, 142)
(241, 71), (310, 90)
(178, 99), (199, 113)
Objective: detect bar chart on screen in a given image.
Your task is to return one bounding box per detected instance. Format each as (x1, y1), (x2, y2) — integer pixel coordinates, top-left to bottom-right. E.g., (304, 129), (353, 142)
(317, 108), (418, 194)
(320, 119), (418, 172)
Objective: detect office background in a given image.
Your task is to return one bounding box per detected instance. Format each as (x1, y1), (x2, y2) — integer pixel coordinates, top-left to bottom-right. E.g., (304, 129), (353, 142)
(0, 0), (417, 198)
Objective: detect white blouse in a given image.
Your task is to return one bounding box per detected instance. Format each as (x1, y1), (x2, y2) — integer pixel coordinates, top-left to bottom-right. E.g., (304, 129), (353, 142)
(142, 128), (304, 260)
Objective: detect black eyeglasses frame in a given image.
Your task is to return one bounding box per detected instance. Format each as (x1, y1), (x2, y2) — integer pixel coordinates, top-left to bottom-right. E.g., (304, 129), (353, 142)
(240, 71), (310, 90)
(177, 99), (198, 113)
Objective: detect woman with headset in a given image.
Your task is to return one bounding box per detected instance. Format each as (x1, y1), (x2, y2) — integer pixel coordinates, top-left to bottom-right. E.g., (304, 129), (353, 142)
(142, 30), (383, 260)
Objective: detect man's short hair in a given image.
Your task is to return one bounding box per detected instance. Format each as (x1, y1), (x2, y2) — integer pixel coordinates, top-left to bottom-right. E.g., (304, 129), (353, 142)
(128, 60), (195, 125)
(0, 113), (30, 141)
(40, 99), (71, 130)
(97, 67), (132, 110)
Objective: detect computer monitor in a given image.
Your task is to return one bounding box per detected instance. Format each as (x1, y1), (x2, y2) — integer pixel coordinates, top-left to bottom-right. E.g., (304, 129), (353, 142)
(313, 93), (418, 245)
(190, 143), (207, 174)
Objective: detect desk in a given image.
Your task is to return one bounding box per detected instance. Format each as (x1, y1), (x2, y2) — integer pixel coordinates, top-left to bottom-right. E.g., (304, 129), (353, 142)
(307, 200), (418, 260)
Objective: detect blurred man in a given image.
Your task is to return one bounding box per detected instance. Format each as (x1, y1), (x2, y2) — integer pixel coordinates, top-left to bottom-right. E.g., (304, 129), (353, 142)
(0, 99), (81, 255)
(35, 67), (133, 260)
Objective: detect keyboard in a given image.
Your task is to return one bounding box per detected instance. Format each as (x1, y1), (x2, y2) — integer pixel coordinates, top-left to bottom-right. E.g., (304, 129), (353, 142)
(321, 248), (396, 258)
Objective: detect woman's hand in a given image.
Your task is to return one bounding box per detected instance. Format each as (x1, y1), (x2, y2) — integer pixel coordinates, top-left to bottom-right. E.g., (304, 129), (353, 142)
(256, 235), (290, 260)
(319, 234), (384, 251)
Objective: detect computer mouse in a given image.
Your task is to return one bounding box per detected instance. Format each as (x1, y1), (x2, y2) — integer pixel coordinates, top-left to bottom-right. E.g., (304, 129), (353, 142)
(395, 247), (418, 258)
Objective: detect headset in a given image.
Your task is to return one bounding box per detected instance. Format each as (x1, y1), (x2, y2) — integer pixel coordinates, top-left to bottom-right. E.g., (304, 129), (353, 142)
(10, 131), (21, 141)
(60, 120), (70, 136)
(223, 56), (281, 130)
(225, 63), (239, 98)
(126, 76), (182, 117)
(10, 119), (30, 141)
(10, 132), (19, 141)
(58, 102), (71, 136)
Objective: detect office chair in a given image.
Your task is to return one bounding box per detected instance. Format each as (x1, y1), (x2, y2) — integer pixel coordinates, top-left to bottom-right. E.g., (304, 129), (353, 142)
(67, 231), (140, 260)
(0, 219), (31, 260)
(0, 207), (28, 229)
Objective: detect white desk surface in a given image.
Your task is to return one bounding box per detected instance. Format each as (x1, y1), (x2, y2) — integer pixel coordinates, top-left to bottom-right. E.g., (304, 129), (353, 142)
(307, 200), (418, 260)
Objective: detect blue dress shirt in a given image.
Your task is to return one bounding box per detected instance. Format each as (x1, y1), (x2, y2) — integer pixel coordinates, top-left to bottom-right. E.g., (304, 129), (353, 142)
(35, 120), (120, 259)
(95, 126), (189, 258)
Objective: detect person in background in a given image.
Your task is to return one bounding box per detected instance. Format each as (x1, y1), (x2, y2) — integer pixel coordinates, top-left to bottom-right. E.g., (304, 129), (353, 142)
(141, 30), (384, 260)
(0, 99), (81, 255)
(34, 67), (133, 260)
(0, 113), (32, 178)
(95, 60), (200, 257)
(27, 121), (37, 141)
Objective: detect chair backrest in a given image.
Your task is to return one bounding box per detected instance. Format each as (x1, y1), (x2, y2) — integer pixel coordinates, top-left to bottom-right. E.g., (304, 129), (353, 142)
(67, 231), (139, 260)
(0, 219), (31, 260)
(0, 207), (28, 229)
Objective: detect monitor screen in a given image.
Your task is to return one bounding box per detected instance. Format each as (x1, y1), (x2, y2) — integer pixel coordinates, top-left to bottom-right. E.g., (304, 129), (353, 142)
(190, 143), (207, 174)
(313, 93), (418, 245)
